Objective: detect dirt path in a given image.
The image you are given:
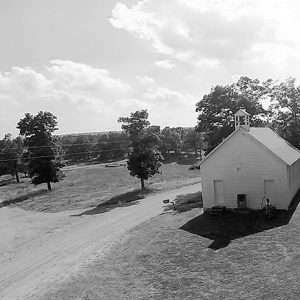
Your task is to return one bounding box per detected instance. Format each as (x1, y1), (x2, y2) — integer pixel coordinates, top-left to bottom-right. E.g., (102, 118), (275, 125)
(0, 183), (201, 299)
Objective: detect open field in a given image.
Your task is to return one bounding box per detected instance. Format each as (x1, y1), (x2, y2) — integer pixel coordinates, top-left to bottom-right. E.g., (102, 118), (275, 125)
(3, 159), (300, 299)
(0, 162), (200, 212)
(42, 201), (300, 299)
(0, 184), (201, 299)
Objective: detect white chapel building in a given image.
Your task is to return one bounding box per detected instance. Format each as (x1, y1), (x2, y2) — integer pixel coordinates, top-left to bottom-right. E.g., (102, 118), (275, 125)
(200, 109), (300, 210)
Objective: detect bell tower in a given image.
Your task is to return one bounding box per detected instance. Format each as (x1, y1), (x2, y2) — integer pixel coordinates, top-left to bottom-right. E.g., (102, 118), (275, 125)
(235, 109), (250, 131)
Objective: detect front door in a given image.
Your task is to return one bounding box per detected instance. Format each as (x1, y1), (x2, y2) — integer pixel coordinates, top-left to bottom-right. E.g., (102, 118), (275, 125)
(237, 194), (247, 208)
(214, 180), (224, 204)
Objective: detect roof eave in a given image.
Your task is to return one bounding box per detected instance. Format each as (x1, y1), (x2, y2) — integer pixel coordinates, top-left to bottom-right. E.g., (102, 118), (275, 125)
(245, 129), (296, 166)
(199, 128), (240, 166)
(200, 127), (300, 167)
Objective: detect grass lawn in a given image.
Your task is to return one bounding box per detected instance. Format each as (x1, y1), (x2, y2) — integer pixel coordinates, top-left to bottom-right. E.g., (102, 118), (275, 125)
(42, 200), (300, 300)
(0, 162), (200, 212)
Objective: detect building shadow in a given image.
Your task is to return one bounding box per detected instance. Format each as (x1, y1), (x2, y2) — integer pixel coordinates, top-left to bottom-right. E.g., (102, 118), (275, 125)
(180, 189), (300, 250)
(72, 189), (151, 216)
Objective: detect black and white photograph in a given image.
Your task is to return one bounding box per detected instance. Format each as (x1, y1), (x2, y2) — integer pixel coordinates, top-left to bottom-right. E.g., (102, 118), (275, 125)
(1, 0), (300, 299)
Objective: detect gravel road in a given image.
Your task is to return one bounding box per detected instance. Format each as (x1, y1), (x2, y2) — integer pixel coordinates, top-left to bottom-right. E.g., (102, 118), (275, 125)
(0, 183), (201, 299)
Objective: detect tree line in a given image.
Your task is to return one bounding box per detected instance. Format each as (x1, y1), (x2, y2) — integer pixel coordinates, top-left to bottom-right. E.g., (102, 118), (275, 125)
(0, 112), (202, 189)
(55, 126), (202, 163)
(1, 75), (300, 190)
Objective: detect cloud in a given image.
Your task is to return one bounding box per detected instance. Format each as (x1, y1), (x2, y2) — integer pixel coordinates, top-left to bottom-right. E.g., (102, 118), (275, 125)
(47, 59), (130, 91)
(154, 60), (175, 69)
(0, 60), (131, 115)
(141, 86), (197, 127)
(110, 0), (300, 70)
(143, 87), (195, 107)
(0, 60), (137, 138)
(0, 58), (202, 137)
(110, 2), (174, 55)
(194, 57), (221, 70)
(136, 75), (154, 85)
(115, 98), (150, 110)
(0, 67), (51, 97)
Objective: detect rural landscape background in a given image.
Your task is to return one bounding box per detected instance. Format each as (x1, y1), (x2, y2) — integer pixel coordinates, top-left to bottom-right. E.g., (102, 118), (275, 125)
(2, 0), (300, 299)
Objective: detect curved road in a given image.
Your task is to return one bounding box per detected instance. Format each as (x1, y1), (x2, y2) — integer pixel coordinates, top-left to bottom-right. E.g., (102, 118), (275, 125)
(0, 183), (201, 299)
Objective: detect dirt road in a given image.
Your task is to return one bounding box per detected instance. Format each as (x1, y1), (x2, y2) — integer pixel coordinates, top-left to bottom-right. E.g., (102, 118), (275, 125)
(0, 183), (201, 299)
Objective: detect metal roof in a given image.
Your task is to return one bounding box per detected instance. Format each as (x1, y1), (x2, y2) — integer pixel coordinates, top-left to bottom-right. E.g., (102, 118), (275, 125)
(248, 127), (300, 165)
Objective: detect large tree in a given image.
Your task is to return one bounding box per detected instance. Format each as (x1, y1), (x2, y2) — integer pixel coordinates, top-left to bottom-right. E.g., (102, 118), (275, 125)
(17, 111), (65, 190)
(0, 134), (24, 182)
(118, 110), (163, 189)
(160, 127), (182, 155)
(196, 76), (268, 155)
(269, 77), (300, 148)
(182, 129), (204, 160)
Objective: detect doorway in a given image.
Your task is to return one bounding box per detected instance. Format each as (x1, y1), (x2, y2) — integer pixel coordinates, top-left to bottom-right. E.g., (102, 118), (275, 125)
(237, 194), (247, 209)
(213, 180), (224, 204)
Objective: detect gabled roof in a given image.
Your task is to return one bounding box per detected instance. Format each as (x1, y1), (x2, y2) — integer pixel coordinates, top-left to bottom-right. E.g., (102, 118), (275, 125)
(200, 127), (300, 167)
(248, 127), (300, 165)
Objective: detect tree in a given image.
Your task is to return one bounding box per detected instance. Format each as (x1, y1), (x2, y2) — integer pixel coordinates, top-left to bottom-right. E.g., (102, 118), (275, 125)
(160, 127), (182, 155)
(182, 129), (204, 160)
(118, 110), (150, 142)
(118, 110), (163, 189)
(0, 134), (24, 182)
(146, 125), (161, 135)
(269, 77), (300, 148)
(196, 76), (268, 155)
(64, 135), (91, 162)
(17, 111), (65, 190)
(91, 132), (129, 161)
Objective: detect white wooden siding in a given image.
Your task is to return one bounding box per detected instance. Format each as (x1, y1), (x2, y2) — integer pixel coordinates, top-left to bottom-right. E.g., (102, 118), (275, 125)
(201, 130), (290, 209)
(288, 159), (300, 202)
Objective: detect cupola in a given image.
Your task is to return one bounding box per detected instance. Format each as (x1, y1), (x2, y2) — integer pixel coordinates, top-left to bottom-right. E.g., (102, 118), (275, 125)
(235, 109), (250, 131)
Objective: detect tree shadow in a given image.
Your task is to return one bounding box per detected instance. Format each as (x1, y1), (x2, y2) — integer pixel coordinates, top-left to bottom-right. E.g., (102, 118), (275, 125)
(0, 189), (49, 208)
(72, 189), (152, 216)
(180, 190), (300, 250)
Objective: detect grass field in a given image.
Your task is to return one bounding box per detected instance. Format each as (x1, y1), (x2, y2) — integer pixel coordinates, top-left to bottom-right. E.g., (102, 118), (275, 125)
(0, 162), (200, 212)
(42, 203), (300, 300)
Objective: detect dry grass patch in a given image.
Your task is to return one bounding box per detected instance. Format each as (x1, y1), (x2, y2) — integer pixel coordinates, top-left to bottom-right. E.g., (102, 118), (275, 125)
(41, 202), (300, 300)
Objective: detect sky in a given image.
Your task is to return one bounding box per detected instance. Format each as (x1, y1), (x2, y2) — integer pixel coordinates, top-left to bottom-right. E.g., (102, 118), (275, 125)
(1, 0), (300, 137)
